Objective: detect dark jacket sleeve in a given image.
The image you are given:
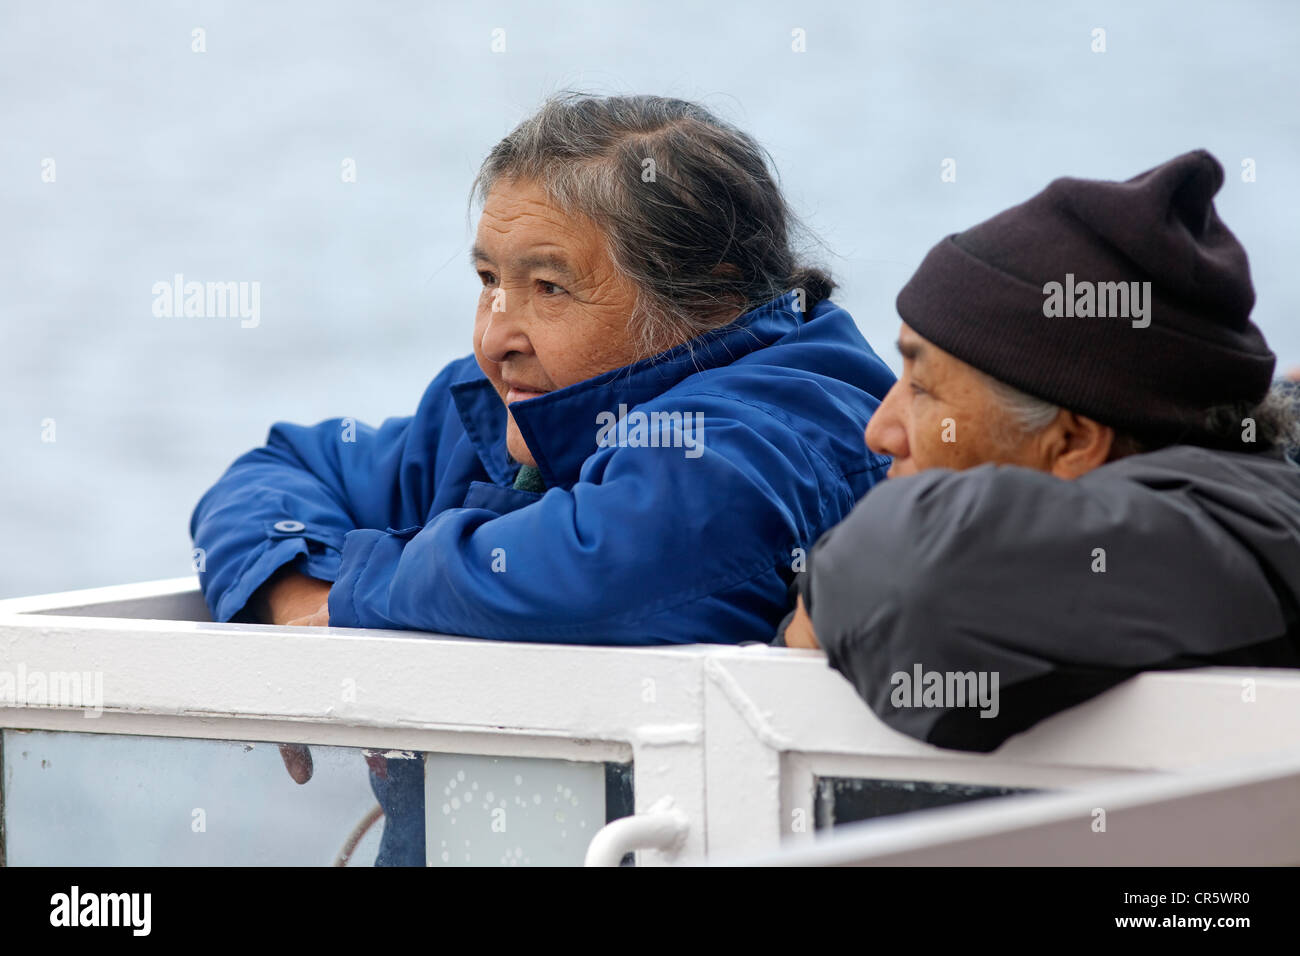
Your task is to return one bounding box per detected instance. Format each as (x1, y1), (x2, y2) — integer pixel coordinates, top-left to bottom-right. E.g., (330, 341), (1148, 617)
(807, 459), (1297, 752)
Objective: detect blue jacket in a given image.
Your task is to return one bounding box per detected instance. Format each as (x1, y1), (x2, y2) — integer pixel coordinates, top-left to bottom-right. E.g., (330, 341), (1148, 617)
(190, 290), (895, 862)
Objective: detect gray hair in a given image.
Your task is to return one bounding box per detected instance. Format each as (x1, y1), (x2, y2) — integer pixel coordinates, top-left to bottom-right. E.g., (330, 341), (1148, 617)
(977, 366), (1300, 461)
(975, 369), (1062, 446)
(470, 93), (834, 357)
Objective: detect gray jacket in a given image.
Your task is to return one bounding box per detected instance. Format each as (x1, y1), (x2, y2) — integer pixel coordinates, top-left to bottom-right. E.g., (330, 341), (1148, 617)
(781, 445), (1300, 751)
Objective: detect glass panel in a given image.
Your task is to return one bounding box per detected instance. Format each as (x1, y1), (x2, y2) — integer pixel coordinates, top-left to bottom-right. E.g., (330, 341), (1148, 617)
(1, 729), (635, 866)
(1, 729), (382, 866)
(815, 776), (1039, 829)
(426, 753), (613, 866)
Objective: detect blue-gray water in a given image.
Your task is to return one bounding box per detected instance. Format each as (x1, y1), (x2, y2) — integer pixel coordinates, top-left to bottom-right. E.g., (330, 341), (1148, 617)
(4, 0), (1299, 598)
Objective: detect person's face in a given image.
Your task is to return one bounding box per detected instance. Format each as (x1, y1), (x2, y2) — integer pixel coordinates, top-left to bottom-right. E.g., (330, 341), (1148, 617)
(472, 178), (644, 467)
(865, 323), (1058, 478)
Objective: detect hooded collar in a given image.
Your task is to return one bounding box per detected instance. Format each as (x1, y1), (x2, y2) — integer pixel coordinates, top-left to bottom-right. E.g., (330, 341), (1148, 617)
(450, 290), (810, 489)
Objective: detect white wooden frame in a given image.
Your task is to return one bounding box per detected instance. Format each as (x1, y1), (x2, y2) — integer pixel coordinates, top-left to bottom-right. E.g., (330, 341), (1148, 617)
(725, 748), (1300, 866)
(4, 578), (1300, 865)
(700, 650), (1300, 856)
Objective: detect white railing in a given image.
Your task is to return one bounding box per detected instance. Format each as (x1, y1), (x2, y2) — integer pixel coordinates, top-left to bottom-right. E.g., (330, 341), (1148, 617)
(3, 577), (1300, 865)
(723, 748), (1300, 866)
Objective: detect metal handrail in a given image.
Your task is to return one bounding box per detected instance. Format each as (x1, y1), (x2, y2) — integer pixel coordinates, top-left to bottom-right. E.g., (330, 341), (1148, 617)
(585, 797), (689, 866)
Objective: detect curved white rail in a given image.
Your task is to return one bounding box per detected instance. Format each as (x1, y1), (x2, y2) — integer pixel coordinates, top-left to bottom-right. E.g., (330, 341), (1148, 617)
(584, 797), (689, 867)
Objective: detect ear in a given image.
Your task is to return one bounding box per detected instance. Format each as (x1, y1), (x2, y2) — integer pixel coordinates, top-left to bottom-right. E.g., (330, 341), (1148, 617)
(1046, 412), (1115, 479)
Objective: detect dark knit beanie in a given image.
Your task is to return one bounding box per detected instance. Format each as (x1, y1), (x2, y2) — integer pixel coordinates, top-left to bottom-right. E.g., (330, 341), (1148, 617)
(896, 150), (1276, 445)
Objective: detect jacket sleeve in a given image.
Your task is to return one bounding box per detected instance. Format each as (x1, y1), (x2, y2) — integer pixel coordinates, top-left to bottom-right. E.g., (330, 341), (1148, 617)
(190, 370), (457, 623)
(327, 394), (860, 646)
(804, 462), (1291, 752)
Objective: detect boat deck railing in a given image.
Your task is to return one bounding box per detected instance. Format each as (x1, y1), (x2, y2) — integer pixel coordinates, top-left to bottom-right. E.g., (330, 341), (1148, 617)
(725, 747), (1300, 865)
(2, 577), (1299, 865)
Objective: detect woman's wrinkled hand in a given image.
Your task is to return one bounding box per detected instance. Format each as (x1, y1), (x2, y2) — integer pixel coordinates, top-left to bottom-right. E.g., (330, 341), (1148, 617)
(286, 601), (330, 627)
(248, 568), (332, 626)
(268, 573), (332, 625)
(278, 743), (314, 784)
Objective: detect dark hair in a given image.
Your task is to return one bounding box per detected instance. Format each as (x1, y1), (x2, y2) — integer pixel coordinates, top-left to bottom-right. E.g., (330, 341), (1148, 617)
(471, 93), (834, 355)
(1109, 383), (1300, 460)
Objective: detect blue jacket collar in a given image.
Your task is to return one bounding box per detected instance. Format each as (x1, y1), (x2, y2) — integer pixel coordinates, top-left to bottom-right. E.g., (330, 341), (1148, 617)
(451, 290), (810, 489)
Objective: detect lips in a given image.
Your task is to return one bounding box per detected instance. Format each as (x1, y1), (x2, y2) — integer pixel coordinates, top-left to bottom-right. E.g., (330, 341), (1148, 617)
(503, 381), (551, 403)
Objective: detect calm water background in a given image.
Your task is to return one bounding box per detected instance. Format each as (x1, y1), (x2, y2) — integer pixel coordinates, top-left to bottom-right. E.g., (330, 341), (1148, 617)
(3, 0), (1299, 599)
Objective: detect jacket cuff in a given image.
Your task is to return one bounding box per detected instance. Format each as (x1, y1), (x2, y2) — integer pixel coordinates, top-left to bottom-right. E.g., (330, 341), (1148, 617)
(328, 529), (391, 628)
(209, 524), (345, 623)
(214, 537), (309, 623)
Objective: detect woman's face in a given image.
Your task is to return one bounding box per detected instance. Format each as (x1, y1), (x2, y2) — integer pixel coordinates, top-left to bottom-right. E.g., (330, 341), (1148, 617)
(472, 178), (645, 467)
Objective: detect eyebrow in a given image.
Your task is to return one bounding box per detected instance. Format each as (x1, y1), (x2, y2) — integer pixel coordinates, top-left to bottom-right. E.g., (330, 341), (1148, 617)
(896, 338), (924, 362)
(469, 244), (575, 280)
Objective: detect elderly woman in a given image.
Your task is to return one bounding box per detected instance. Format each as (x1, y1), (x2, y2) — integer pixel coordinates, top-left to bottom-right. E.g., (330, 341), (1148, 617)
(781, 150), (1300, 752)
(190, 94), (895, 863)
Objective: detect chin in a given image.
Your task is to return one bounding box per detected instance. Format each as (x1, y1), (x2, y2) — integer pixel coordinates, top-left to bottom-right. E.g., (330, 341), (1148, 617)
(506, 427), (537, 468)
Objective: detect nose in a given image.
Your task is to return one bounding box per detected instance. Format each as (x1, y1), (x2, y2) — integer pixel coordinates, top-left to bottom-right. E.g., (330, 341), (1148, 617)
(478, 301), (532, 364)
(864, 384), (908, 462)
